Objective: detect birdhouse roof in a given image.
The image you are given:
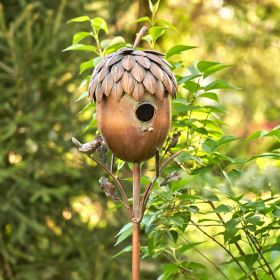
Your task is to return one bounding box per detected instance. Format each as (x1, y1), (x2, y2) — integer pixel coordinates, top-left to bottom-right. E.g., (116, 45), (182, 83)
(88, 47), (177, 102)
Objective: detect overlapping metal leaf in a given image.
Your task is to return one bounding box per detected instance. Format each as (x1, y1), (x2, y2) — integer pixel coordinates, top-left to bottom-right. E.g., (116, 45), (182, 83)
(88, 47), (177, 102)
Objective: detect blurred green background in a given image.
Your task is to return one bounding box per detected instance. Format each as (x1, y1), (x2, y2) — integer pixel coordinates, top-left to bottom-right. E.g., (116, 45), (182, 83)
(0, 0), (279, 279)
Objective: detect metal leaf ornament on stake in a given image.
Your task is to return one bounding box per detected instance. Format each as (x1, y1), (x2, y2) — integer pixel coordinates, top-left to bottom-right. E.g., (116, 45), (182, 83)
(73, 27), (181, 280)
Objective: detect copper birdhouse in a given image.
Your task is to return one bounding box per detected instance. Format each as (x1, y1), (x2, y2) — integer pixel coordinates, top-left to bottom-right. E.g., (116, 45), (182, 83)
(88, 36), (177, 162)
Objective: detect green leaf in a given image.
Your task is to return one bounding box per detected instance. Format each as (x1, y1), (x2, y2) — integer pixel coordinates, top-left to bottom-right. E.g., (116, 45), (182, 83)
(149, 26), (166, 42)
(142, 34), (153, 44)
(128, 17), (151, 25)
(214, 204), (233, 213)
(112, 245), (132, 259)
(172, 102), (197, 114)
(169, 230), (179, 242)
(79, 102), (95, 114)
(186, 261), (206, 270)
(202, 138), (217, 153)
(183, 80), (201, 93)
(205, 80), (240, 91)
(172, 98), (189, 106)
(156, 19), (178, 31)
(188, 64), (200, 75)
(104, 36), (126, 54)
(188, 205), (200, 213)
(198, 92), (219, 102)
(197, 61), (219, 72)
(166, 45), (196, 59)
(249, 152), (280, 161)
(75, 91), (88, 102)
(243, 253), (258, 269)
(72, 32), (91, 44)
(224, 218), (240, 244)
(63, 44), (97, 53)
(82, 118), (97, 133)
(79, 59), (94, 74)
(177, 74), (201, 85)
(115, 222), (132, 237)
(245, 130), (267, 141)
(149, 0), (160, 14)
(266, 127), (280, 137)
(263, 243), (280, 252)
(179, 242), (204, 253)
(114, 223), (132, 246)
(246, 128), (280, 141)
(216, 135), (238, 147)
(273, 208), (280, 217)
(160, 263), (179, 280)
(170, 213), (185, 228)
(67, 16), (90, 23)
(91, 17), (108, 34)
(204, 63), (231, 76)
(100, 39), (111, 49)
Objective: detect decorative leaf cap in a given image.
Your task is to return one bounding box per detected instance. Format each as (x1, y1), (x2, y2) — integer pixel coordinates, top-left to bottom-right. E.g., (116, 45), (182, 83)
(88, 27), (177, 102)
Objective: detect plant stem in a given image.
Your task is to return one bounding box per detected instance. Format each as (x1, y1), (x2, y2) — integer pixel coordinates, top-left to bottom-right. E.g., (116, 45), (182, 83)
(140, 149), (185, 220)
(190, 220), (252, 279)
(181, 235), (230, 280)
(240, 216), (276, 280)
(207, 201), (260, 280)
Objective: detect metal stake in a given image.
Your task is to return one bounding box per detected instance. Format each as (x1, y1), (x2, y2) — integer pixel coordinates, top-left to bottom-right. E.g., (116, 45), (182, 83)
(132, 162), (141, 280)
(72, 137), (184, 280)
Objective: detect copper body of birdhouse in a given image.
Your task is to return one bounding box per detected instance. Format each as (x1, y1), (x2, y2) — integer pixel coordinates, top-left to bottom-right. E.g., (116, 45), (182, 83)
(88, 47), (177, 162)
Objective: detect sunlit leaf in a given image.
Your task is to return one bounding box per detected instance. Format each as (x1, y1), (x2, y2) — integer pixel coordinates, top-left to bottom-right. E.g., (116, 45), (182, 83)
(204, 63), (231, 77)
(197, 61), (219, 72)
(179, 242), (205, 253)
(91, 17), (108, 34)
(213, 204), (232, 213)
(183, 80), (201, 93)
(205, 80), (240, 91)
(73, 32), (91, 44)
(79, 59), (94, 74)
(63, 44), (97, 53)
(149, 0), (160, 14)
(114, 223), (133, 246)
(79, 102), (95, 114)
(166, 45), (197, 59)
(112, 245), (132, 259)
(177, 74), (201, 85)
(149, 26), (166, 42)
(128, 17), (151, 25)
(75, 91), (88, 102)
(67, 16), (90, 23)
(202, 138), (217, 153)
(198, 92), (219, 102)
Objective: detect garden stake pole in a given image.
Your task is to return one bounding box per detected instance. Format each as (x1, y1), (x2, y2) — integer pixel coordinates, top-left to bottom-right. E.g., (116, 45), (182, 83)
(72, 138), (185, 280)
(132, 162), (141, 280)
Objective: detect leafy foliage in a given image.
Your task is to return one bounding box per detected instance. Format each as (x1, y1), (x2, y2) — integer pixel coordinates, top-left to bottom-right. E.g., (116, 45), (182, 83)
(67, 1), (280, 279)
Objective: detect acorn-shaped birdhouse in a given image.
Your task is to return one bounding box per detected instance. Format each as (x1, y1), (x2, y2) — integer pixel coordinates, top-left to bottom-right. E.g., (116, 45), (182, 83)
(88, 29), (177, 163)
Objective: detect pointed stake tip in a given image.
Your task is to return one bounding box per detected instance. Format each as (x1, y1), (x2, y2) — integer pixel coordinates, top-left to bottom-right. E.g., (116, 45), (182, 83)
(133, 26), (148, 49)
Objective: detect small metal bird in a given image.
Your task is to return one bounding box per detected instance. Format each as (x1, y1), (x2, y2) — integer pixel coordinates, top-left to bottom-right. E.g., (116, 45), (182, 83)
(99, 177), (119, 200)
(72, 136), (102, 155)
(161, 131), (181, 160)
(96, 136), (107, 163)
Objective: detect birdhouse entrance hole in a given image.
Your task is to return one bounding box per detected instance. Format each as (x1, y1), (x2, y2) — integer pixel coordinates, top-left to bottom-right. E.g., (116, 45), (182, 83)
(135, 103), (155, 122)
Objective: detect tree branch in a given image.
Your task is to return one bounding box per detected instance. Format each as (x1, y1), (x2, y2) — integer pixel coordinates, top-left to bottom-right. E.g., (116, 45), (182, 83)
(87, 154), (132, 218)
(140, 149), (185, 220)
